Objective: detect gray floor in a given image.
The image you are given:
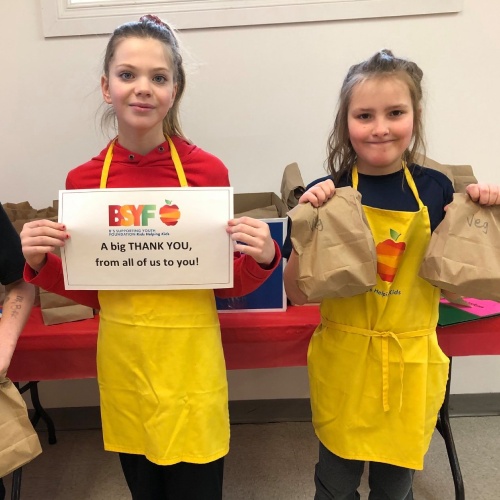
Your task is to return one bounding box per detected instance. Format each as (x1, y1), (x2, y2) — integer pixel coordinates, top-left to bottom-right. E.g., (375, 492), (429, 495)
(4, 417), (499, 499)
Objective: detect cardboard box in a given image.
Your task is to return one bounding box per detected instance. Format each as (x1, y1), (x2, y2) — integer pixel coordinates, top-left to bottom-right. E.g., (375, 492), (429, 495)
(216, 192), (288, 312)
(234, 192), (288, 219)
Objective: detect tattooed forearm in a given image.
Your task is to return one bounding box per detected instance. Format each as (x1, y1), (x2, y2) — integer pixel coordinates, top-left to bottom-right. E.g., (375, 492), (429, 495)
(3, 294), (24, 319)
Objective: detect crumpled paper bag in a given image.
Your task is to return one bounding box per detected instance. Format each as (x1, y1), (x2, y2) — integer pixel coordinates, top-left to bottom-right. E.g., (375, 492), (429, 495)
(0, 378), (42, 477)
(281, 162), (305, 211)
(38, 289), (95, 326)
(413, 153), (477, 194)
(289, 187), (377, 301)
(419, 193), (500, 300)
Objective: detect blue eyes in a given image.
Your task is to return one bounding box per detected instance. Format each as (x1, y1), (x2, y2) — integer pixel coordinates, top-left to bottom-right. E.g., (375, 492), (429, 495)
(118, 72), (168, 84)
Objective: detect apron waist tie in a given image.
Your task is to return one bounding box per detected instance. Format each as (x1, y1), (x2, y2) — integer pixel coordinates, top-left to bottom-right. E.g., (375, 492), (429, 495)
(321, 318), (434, 412)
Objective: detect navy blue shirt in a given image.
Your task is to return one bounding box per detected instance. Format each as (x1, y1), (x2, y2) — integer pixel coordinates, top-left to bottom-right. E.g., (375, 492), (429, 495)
(283, 165), (454, 259)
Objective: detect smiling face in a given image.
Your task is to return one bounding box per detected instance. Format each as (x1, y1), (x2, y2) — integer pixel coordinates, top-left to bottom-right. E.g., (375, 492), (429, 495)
(347, 76), (415, 175)
(101, 37), (177, 149)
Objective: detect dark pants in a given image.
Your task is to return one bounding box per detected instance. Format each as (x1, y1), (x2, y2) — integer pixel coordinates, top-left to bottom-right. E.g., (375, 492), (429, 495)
(314, 442), (414, 500)
(0, 478), (5, 500)
(119, 453), (224, 500)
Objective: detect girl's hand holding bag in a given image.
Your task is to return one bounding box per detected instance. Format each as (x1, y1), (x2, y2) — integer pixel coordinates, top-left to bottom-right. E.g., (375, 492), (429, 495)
(419, 193), (500, 300)
(289, 187), (377, 302)
(0, 377), (42, 477)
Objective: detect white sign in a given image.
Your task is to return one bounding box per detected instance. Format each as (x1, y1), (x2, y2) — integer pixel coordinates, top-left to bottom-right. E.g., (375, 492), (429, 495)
(59, 187), (234, 290)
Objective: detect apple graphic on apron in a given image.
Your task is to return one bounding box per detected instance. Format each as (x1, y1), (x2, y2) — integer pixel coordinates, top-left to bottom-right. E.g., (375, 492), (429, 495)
(376, 228), (406, 282)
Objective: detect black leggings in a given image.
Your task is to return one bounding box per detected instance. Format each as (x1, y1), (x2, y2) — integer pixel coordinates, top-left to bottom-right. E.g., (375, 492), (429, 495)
(119, 453), (224, 500)
(0, 478), (5, 500)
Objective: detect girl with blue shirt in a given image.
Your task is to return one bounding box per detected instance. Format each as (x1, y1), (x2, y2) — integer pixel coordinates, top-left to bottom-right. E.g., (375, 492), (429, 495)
(284, 49), (500, 500)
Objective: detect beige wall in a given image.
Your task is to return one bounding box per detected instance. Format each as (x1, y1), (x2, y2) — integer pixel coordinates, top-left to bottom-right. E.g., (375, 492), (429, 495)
(3, 1), (500, 407)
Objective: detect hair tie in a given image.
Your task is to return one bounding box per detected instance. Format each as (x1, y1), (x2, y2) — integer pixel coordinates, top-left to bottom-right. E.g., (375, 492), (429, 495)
(140, 14), (165, 27)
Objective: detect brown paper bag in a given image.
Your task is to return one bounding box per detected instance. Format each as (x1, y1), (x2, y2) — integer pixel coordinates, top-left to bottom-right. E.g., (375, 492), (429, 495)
(448, 165), (478, 194)
(4, 200), (58, 226)
(413, 153), (477, 194)
(39, 289), (94, 326)
(281, 162), (305, 210)
(0, 378), (42, 477)
(2, 201), (38, 223)
(289, 187), (377, 301)
(419, 193), (500, 300)
(11, 209), (58, 234)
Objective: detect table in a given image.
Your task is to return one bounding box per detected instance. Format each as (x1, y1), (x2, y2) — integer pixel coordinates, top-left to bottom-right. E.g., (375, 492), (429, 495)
(10, 306), (500, 380)
(9, 306), (500, 500)
(9, 306), (320, 380)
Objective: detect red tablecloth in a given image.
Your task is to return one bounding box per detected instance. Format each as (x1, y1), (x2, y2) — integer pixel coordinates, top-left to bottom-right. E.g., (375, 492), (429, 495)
(8, 306), (500, 382)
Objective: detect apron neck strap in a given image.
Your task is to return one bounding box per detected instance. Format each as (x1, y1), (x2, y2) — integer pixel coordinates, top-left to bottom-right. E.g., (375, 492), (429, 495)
(100, 138), (116, 189)
(166, 136), (188, 187)
(352, 162), (424, 209)
(99, 136), (188, 189)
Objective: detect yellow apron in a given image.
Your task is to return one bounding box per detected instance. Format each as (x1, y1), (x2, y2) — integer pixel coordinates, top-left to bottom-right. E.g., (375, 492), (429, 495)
(308, 164), (449, 470)
(97, 137), (229, 465)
